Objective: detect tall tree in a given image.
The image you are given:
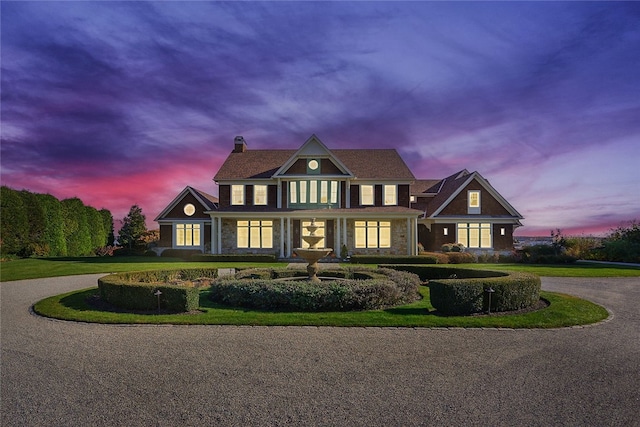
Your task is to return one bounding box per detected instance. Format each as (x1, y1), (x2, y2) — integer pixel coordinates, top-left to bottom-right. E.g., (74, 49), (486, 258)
(85, 206), (105, 250)
(99, 208), (115, 246)
(118, 205), (147, 250)
(61, 198), (92, 256)
(36, 193), (67, 256)
(0, 186), (29, 255)
(18, 190), (48, 256)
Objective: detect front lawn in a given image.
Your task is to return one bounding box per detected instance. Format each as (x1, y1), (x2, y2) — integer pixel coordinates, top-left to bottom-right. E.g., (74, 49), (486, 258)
(33, 286), (609, 329)
(0, 257), (286, 282)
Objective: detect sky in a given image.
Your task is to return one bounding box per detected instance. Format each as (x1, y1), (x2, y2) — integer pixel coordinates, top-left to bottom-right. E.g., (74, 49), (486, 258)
(2, 1), (639, 237)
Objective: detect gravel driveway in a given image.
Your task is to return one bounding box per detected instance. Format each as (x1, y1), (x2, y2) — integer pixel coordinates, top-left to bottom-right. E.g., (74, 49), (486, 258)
(1, 274), (639, 426)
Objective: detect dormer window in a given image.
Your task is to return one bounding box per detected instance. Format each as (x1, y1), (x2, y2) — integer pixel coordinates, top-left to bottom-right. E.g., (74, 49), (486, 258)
(307, 159), (320, 174)
(384, 185), (397, 206)
(360, 185), (374, 206)
(231, 185), (245, 205)
(468, 190), (480, 214)
(254, 185), (267, 205)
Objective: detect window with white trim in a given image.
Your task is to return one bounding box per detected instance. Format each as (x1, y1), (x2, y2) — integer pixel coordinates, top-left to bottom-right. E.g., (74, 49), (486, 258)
(384, 185), (397, 206)
(237, 220), (273, 249)
(457, 223), (491, 249)
(468, 190), (480, 214)
(355, 221), (391, 248)
(176, 223), (201, 247)
(360, 185), (374, 206)
(289, 180), (339, 208)
(254, 185), (267, 205)
(231, 185), (245, 205)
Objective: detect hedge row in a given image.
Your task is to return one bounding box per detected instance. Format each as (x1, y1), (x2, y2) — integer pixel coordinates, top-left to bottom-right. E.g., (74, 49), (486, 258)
(209, 268), (421, 311)
(190, 254), (278, 263)
(383, 265), (540, 315)
(97, 268), (217, 312)
(350, 255), (439, 265)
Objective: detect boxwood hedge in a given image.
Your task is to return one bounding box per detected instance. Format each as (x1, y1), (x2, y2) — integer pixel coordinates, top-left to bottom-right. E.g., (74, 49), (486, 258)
(383, 265), (541, 315)
(209, 268), (421, 311)
(97, 269), (217, 312)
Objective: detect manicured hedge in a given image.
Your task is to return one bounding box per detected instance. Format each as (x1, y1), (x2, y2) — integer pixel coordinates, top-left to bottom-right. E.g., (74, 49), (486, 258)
(383, 265), (540, 315)
(160, 249), (203, 259)
(209, 268), (421, 311)
(350, 255), (439, 265)
(190, 253), (277, 263)
(97, 269), (217, 312)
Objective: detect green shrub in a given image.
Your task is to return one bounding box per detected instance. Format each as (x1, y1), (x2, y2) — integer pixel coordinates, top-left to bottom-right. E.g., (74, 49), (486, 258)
(209, 268), (421, 311)
(441, 243), (465, 253)
(446, 252), (476, 264)
(350, 254), (438, 265)
(143, 250), (158, 257)
(429, 272), (540, 315)
(190, 253), (277, 262)
(160, 248), (203, 259)
(382, 265), (505, 281)
(518, 245), (577, 264)
(97, 269), (217, 312)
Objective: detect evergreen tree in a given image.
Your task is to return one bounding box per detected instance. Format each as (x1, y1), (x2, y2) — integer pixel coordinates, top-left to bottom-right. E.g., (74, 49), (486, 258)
(99, 208), (115, 246)
(0, 186), (29, 255)
(18, 190), (48, 256)
(118, 205), (147, 250)
(36, 193), (67, 256)
(61, 198), (93, 256)
(85, 206), (105, 250)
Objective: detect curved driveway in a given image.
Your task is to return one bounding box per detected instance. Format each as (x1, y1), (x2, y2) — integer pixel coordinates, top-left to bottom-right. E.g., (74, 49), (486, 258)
(1, 274), (639, 426)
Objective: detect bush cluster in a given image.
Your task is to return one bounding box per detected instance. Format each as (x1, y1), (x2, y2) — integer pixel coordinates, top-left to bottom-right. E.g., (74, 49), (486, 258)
(517, 245), (577, 264)
(209, 268), (421, 311)
(441, 243), (465, 253)
(97, 269), (217, 312)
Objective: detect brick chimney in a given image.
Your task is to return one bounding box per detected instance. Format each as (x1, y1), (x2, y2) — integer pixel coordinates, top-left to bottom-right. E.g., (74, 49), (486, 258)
(233, 136), (247, 153)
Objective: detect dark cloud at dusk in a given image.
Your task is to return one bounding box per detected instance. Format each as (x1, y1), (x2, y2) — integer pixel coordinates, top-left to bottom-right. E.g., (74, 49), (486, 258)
(2, 2), (639, 236)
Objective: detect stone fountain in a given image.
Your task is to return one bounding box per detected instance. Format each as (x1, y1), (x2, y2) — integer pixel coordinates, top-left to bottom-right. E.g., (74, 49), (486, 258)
(293, 218), (333, 282)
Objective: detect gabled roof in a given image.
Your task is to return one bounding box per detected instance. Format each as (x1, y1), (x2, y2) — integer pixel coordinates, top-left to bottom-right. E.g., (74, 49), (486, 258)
(273, 134), (353, 177)
(154, 186), (218, 221)
(214, 135), (415, 181)
(410, 179), (442, 196)
(425, 170), (523, 219)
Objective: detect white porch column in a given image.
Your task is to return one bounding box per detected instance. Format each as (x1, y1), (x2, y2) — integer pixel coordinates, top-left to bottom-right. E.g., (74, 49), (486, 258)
(407, 218), (412, 255)
(286, 217), (291, 257)
(280, 217), (285, 258)
(345, 181), (351, 208)
(217, 217), (222, 254)
(414, 217), (419, 255)
(210, 217), (218, 254)
(342, 217), (348, 250)
(336, 216), (341, 254)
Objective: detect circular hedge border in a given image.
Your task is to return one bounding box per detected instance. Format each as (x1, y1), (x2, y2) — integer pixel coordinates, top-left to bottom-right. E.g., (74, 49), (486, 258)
(209, 268), (422, 311)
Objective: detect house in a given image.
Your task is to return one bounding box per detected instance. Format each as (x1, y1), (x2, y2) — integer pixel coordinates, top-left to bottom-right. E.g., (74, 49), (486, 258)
(155, 135), (523, 257)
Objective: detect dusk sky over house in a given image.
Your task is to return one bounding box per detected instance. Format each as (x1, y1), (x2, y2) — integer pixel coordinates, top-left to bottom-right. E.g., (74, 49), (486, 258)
(2, 1), (639, 237)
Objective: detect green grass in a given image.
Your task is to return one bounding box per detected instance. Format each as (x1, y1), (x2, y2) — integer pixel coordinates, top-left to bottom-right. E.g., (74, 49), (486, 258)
(33, 286), (609, 328)
(462, 262), (640, 277)
(0, 257), (286, 282)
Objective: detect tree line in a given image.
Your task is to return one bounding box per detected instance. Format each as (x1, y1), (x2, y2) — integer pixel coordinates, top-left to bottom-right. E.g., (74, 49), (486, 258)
(1, 186), (114, 257)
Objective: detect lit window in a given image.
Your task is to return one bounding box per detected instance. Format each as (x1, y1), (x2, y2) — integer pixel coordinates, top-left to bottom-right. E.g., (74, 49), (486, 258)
(290, 182), (297, 204)
(457, 223), (491, 249)
(355, 221), (391, 248)
(237, 220), (273, 249)
(176, 223), (201, 247)
(468, 190), (480, 214)
(300, 181), (307, 203)
(443, 227), (448, 236)
(320, 181), (328, 204)
(360, 185), (374, 205)
(501, 228), (506, 236)
(231, 185), (245, 205)
(330, 181), (338, 204)
(384, 185), (397, 206)
(309, 180), (318, 204)
(254, 185), (267, 205)
(410, 195), (416, 203)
